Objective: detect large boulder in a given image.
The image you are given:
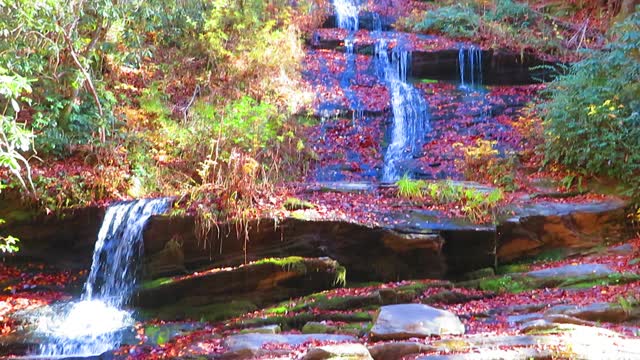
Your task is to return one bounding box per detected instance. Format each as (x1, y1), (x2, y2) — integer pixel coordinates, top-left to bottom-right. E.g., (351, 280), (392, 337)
(370, 304), (465, 340)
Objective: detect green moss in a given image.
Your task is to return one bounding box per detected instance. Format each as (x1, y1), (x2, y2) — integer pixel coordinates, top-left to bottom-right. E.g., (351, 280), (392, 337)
(264, 306), (288, 315)
(147, 300), (256, 322)
(496, 263), (531, 275)
(253, 256), (307, 273)
(531, 248), (568, 262)
(559, 273), (640, 289)
(479, 275), (536, 293)
(302, 322), (333, 334)
(235, 311), (373, 331)
(283, 197), (315, 211)
(141, 277), (175, 290)
(334, 265), (347, 287)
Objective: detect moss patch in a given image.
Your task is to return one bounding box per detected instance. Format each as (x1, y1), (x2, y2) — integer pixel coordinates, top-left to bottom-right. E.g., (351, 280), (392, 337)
(496, 263), (531, 275)
(479, 275), (537, 293)
(253, 256), (307, 273)
(559, 273), (640, 289)
(283, 197), (315, 211)
(144, 300), (257, 322)
(141, 277), (175, 290)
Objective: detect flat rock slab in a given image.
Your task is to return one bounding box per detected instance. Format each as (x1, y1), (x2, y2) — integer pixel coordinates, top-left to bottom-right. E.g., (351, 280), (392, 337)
(370, 304), (465, 340)
(136, 257), (344, 309)
(313, 182), (377, 193)
(545, 302), (630, 323)
(526, 263), (614, 279)
(506, 199), (627, 219)
(224, 333), (356, 359)
(303, 343), (373, 360)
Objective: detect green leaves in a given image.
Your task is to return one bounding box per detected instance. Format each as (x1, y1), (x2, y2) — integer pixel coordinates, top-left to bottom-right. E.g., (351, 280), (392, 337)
(540, 11), (640, 200)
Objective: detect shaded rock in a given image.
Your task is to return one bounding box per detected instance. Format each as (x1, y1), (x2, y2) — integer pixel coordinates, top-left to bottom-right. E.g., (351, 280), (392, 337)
(378, 281), (452, 305)
(370, 304), (464, 340)
(303, 343), (373, 360)
(368, 342), (435, 360)
(136, 257), (344, 309)
(0, 202), (105, 268)
(144, 217), (446, 282)
(422, 289), (488, 305)
(223, 333), (356, 359)
(527, 264), (614, 279)
(381, 231), (444, 253)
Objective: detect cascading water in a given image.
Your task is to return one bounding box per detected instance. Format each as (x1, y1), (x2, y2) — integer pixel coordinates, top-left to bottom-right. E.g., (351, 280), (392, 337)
(332, 0), (428, 182)
(35, 198), (170, 357)
(333, 0), (360, 32)
(458, 46), (483, 88)
(333, 0), (362, 123)
(376, 39), (429, 182)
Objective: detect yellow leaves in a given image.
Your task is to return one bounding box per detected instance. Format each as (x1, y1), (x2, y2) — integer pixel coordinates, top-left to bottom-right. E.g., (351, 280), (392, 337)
(587, 99), (621, 117)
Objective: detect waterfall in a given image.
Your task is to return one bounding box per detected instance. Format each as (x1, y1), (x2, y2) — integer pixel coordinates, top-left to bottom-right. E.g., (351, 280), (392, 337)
(458, 46), (483, 88)
(36, 198), (170, 357)
(376, 39), (429, 182)
(333, 0), (360, 32)
(333, 0), (362, 122)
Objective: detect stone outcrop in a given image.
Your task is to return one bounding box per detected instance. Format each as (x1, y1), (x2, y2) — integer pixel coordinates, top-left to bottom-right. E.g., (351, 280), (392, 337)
(136, 257), (345, 310)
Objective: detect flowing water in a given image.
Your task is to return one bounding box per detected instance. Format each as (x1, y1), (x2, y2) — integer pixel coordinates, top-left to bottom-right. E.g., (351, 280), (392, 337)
(459, 46), (483, 88)
(332, 0), (429, 182)
(333, 0), (360, 31)
(35, 198), (170, 357)
(376, 40), (429, 182)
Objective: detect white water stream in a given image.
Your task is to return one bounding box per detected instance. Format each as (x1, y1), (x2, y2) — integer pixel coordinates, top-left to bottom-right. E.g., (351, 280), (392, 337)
(35, 198), (170, 357)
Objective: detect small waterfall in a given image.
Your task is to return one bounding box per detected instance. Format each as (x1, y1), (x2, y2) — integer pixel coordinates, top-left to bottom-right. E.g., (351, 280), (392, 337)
(333, 0), (360, 32)
(333, 0), (362, 122)
(458, 46), (483, 88)
(36, 198), (170, 357)
(376, 39), (429, 182)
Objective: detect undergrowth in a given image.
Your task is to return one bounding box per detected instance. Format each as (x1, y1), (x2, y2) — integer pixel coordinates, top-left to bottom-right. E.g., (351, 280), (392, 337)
(396, 175), (504, 223)
(539, 10), (640, 201)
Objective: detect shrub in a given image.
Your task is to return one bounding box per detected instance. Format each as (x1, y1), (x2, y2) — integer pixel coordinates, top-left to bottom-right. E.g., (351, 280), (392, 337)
(414, 5), (480, 38)
(487, 0), (537, 27)
(457, 139), (518, 191)
(396, 178), (504, 223)
(539, 11), (640, 198)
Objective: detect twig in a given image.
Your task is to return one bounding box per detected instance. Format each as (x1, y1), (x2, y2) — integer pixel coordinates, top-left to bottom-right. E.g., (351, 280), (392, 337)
(60, 26), (103, 117)
(182, 84), (201, 124)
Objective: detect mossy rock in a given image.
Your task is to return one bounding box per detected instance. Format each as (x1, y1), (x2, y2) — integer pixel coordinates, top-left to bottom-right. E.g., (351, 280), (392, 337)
(302, 321), (335, 334)
(379, 280), (452, 304)
(142, 299), (257, 322)
(558, 273), (640, 289)
(496, 263), (531, 275)
(231, 311), (373, 331)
